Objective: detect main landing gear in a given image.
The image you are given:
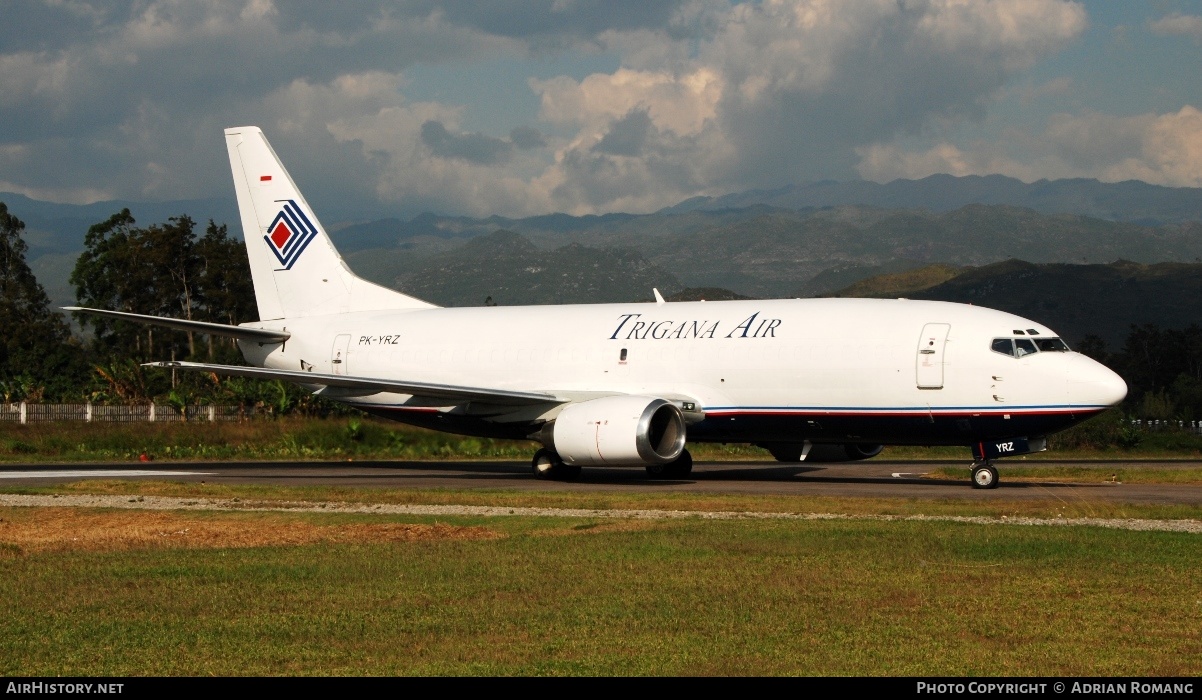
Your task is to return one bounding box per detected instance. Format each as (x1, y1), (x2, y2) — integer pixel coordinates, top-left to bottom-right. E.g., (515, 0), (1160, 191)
(645, 449), (694, 479)
(971, 461), (1000, 489)
(531, 448), (581, 481)
(530, 448), (694, 480)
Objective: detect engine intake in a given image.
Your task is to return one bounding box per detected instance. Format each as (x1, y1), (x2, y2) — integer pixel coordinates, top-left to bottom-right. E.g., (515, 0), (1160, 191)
(546, 396), (687, 466)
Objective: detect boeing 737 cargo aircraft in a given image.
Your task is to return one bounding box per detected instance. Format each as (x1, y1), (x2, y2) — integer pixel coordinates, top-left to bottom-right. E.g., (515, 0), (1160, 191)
(68, 127), (1127, 488)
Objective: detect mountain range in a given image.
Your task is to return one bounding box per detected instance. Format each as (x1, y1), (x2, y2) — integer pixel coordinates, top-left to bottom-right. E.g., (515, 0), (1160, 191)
(342, 205), (1202, 301)
(660, 174), (1202, 225)
(826, 259), (1202, 348)
(4, 174), (1201, 345)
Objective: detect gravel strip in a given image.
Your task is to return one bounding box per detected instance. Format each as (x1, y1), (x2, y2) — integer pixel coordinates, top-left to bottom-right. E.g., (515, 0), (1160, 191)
(0, 493), (1199, 533)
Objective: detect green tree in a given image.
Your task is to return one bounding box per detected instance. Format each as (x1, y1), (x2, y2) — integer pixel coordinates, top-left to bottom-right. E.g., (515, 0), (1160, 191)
(71, 211), (255, 362)
(142, 214), (200, 355)
(0, 202), (88, 399)
(194, 221), (256, 359)
(70, 209), (156, 356)
(1075, 334), (1109, 364)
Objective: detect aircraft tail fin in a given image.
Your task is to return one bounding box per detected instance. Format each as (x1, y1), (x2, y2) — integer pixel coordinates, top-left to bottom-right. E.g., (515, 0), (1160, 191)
(224, 126), (436, 320)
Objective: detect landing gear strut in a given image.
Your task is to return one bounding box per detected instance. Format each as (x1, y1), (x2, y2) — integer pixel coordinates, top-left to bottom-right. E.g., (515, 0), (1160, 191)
(971, 461), (999, 489)
(646, 449), (693, 479)
(531, 448), (581, 481)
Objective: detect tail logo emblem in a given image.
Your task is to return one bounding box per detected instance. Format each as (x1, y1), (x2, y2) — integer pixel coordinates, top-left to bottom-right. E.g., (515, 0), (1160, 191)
(264, 200), (318, 270)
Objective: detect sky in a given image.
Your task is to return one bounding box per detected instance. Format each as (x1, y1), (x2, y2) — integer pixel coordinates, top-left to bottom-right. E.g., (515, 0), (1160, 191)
(1, 0), (1201, 220)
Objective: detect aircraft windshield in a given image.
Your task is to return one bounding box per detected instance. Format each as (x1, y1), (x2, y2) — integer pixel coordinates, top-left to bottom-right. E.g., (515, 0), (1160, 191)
(991, 336), (1070, 358)
(1035, 337), (1070, 352)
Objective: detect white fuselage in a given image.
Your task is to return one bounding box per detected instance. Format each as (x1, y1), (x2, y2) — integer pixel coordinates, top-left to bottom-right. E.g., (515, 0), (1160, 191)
(239, 297), (1126, 445)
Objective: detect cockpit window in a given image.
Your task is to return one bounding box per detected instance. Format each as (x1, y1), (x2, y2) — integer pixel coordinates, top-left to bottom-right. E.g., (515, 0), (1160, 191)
(1035, 337), (1070, 352)
(991, 338), (1015, 357)
(993, 336), (1070, 357)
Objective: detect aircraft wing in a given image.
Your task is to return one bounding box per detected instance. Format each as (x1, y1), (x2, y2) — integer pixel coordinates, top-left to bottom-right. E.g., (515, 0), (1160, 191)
(65, 307), (290, 343)
(145, 361), (562, 406)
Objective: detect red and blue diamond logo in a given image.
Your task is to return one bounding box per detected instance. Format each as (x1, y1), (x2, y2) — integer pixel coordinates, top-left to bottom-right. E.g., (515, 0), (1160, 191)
(264, 199), (318, 270)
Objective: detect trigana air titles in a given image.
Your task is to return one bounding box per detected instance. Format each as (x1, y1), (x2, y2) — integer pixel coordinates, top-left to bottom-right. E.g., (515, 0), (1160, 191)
(68, 127), (1127, 488)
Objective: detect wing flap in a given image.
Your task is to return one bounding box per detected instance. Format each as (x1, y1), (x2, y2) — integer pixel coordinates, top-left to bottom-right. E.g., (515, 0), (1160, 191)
(145, 361), (561, 406)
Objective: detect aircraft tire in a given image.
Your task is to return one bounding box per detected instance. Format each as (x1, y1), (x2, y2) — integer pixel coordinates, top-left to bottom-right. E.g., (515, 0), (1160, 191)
(532, 448), (563, 480)
(666, 449), (693, 477)
(647, 449), (693, 479)
(971, 463), (999, 489)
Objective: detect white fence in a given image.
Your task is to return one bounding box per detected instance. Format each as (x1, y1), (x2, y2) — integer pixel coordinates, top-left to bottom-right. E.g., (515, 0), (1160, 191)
(0, 403), (260, 423)
(1130, 419), (1202, 434)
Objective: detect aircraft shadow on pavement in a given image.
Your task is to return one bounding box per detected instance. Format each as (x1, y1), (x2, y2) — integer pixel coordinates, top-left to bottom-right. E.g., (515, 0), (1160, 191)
(30, 461), (1112, 490)
(563, 464), (1106, 489)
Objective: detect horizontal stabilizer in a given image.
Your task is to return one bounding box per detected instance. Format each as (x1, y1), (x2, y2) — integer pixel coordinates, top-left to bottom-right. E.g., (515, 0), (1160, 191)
(145, 361), (561, 406)
(65, 307), (290, 343)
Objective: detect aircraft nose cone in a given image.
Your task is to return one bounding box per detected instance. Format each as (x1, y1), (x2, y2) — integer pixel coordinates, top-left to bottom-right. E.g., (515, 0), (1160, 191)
(1066, 353), (1127, 407)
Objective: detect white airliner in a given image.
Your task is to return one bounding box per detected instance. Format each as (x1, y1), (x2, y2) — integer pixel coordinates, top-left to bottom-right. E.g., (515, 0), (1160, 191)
(68, 127), (1127, 488)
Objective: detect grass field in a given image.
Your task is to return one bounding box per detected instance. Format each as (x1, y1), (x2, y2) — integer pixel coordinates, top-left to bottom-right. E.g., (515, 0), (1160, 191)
(2, 417), (1201, 676)
(3, 415), (1202, 464)
(9, 478), (1202, 522)
(1, 504), (1200, 676)
(0, 417), (772, 463)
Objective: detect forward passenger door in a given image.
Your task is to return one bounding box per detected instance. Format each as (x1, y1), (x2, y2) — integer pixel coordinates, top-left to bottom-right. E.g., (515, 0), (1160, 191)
(916, 323), (951, 389)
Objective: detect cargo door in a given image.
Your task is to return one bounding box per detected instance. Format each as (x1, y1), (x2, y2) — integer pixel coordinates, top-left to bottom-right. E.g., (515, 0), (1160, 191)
(916, 323), (950, 389)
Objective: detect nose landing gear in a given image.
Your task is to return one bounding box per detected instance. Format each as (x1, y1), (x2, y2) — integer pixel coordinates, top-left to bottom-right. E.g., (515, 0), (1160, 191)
(971, 461), (999, 489)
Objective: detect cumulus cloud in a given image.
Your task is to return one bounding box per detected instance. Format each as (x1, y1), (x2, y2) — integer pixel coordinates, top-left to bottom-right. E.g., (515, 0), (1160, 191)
(421, 121), (513, 164)
(856, 106), (1202, 188)
(316, 83), (560, 217)
(509, 126), (546, 150)
(529, 0), (1089, 212)
(1013, 76), (1074, 105)
(429, 0), (686, 46)
(0, 0), (525, 207)
(593, 108), (654, 156)
(533, 66), (722, 137)
(9, 0), (1197, 220)
(1148, 12), (1202, 43)
(394, 0), (1091, 213)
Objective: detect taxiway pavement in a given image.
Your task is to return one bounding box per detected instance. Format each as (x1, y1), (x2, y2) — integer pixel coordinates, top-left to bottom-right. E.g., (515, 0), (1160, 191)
(0, 459), (1199, 505)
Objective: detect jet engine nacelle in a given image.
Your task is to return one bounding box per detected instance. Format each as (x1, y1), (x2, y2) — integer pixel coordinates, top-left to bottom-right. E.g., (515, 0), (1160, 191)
(547, 395), (687, 466)
(761, 442), (884, 462)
